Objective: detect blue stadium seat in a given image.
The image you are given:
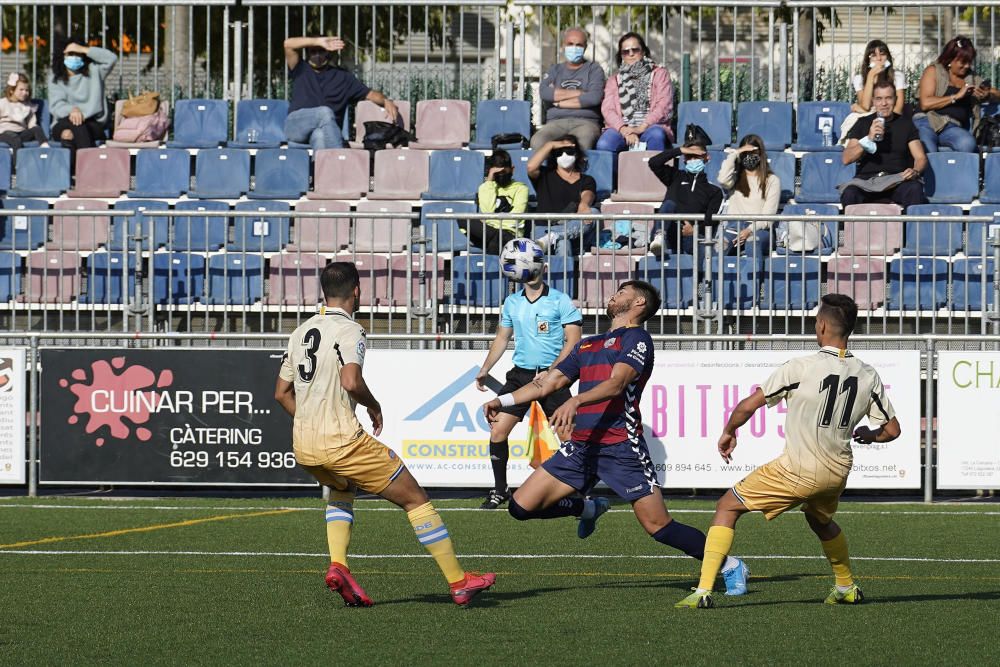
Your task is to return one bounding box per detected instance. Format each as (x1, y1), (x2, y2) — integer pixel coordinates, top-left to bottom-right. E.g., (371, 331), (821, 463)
(228, 99), (289, 148)
(189, 149), (251, 199)
(710, 255), (763, 309)
(0, 253), (20, 301)
(0, 198), (47, 250)
(421, 150), (485, 200)
(420, 201), (474, 253)
(172, 200), (230, 252)
(635, 254), (694, 308)
(152, 253), (206, 304)
(763, 256), (821, 309)
(966, 205), (1000, 257)
(206, 254), (264, 305)
(792, 101), (850, 152)
(774, 204), (838, 255)
(980, 153), (1000, 204)
(902, 204), (963, 256)
(469, 99), (532, 150)
(167, 99), (228, 148)
(0, 148), (11, 192)
(248, 148), (309, 199)
(128, 149), (191, 198)
(736, 101), (793, 150)
(545, 254), (576, 298)
(798, 153), (854, 203)
(229, 200), (291, 252)
(767, 151), (796, 202)
(924, 152), (979, 204)
(9, 147), (70, 197)
(951, 258), (994, 310)
(81, 252), (134, 305)
(19, 99), (49, 146)
(110, 200), (170, 251)
(585, 149), (614, 200)
(509, 149), (536, 199)
(451, 254), (502, 307)
(887, 257), (948, 310)
(677, 101), (732, 149)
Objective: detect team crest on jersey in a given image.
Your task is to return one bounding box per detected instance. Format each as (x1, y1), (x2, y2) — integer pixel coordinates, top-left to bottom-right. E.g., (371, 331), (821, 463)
(357, 340), (366, 361)
(537, 320), (550, 334)
(604, 337), (616, 347)
(635, 342), (647, 353)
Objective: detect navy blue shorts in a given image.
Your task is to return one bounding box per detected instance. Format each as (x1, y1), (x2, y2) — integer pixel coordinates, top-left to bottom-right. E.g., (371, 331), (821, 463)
(541, 438), (659, 502)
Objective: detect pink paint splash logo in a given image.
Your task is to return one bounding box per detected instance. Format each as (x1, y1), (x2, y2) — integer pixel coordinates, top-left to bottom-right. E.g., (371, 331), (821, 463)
(60, 356), (174, 447)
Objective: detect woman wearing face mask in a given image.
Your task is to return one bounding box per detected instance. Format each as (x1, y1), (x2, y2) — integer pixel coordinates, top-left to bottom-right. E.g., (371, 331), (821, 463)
(48, 35), (117, 165)
(717, 135), (780, 258)
(526, 135), (598, 257)
(596, 32), (674, 154)
(646, 140), (724, 256)
(469, 149), (530, 254)
(0, 72), (47, 164)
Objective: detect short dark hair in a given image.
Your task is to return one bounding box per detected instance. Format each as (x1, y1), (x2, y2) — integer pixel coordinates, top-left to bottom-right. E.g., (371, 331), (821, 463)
(619, 280), (661, 323)
(872, 72), (896, 95)
(321, 261), (360, 300)
(487, 148), (512, 170)
(819, 294), (858, 337)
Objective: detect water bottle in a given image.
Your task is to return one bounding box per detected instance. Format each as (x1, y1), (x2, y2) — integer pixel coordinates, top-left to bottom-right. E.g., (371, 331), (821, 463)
(873, 116), (885, 142)
(821, 124), (833, 148)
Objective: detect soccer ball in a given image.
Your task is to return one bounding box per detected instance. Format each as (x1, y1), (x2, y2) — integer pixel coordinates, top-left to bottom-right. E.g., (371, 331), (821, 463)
(500, 238), (545, 283)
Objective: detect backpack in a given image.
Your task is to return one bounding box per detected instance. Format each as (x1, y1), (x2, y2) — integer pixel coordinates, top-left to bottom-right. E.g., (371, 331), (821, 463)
(362, 120), (414, 150)
(976, 114), (1000, 150)
(778, 219), (833, 253)
(683, 123), (713, 148)
(112, 103), (169, 143)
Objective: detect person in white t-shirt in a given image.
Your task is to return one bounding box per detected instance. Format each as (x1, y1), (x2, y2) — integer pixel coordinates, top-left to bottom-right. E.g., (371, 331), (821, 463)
(851, 40), (906, 115)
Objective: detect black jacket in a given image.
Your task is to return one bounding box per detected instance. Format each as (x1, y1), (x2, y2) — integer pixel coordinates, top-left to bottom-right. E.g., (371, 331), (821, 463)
(648, 147), (724, 226)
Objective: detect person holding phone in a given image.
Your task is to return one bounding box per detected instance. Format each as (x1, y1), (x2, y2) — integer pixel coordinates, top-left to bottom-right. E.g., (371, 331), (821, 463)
(851, 40), (906, 115)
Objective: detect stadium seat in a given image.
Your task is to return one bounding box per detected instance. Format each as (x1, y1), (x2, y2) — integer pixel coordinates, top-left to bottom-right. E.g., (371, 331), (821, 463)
(965, 205), (1000, 257)
(797, 153), (854, 203)
(51, 200), (110, 251)
(0, 253), (21, 302)
(248, 148), (309, 199)
(228, 99), (289, 148)
(677, 101), (732, 149)
(332, 253), (390, 307)
(762, 256), (821, 309)
(105, 99), (170, 149)
(67, 148), (131, 198)
(600, 203), (656, 244)
(736, 101), (793, 150)
(206, 254), (264, 305)
(924, 152), (979, 204)
(128, 149), (191, 198)
(24, 99), (49, 145)
(710, 255), (763, 309)
(841, 203), (903, 255)
(451, 254), (502, 307)
(410, 99), (471, 149)
(767, 151), (796, 202)
(368, 149), (430, 200)
(980, 153), (1000, 204)
(609, 151), (666, 202)
(901, 204), (963, 256)
(354, 201), (413, 253)
(585, 150), (614, 200)
(509, 149), (536, 199)
(419, 201), (474, 253)
(309, 148), (370, 200)
(791, 101), (851, 151)
(167, 99), (228, 149)
(469, 99), (532, 150)
(264, 252), (324, 306)
(887, 257), (949, 310)
(825, 257), (886, 309)
(0, 148), (10, 193)
(0, 198), (47, 251)
(545, 254), (576, 298)
(388, 253), (446, 307)
(152, 253), (206, 305)
(171, 200), (229, 252)
(110, 200), (170, 251)
(189, 149), (251, 199)
(350, 99), (411, 148)
(774, 204), (838, 256)
(635, 254), (694, 308)
(422, 150), (485, 200)
(9, 146), (70, 197)
(81, 252), (134, 305)
(951, 258), (994, 310)
(289, 200), (351, 253)
(579, 255), (633, 308)
(22, 251), (81, 304)
(230, 200), (291, 252)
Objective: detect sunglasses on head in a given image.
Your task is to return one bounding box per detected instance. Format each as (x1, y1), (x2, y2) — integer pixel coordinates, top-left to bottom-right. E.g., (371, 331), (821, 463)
(620, 47), (643, 55)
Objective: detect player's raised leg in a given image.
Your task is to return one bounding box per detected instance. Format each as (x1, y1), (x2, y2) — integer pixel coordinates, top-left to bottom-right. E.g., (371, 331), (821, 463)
(675, 489), (751, 608)
(805, 510), (863, 604)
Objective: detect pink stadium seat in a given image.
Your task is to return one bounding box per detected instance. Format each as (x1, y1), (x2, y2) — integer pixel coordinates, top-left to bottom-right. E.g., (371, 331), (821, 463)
(578, 255), (633, 308)
(21, 251), (81, 303)
(332, 253), (390, 307)
(289, 200), (351, 253)
(610, 151), (667, 202)
(825, 257), (886, 309)
(67, 148), (131, 198)
(51, 199), (110, 251)
(350, 99), (411, 149)
(368, 149), (430, 200)
(352, 201), (412, 252)
(840, 203), (903, 256)
(265, 252), (325, 306)
(389, 253), (445, 307)
(308, 149), (370, 200)
(409, 100), (471, 149)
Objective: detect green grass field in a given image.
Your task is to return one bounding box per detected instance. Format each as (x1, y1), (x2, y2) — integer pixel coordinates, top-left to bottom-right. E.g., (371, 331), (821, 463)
(1, 495), (997, 666)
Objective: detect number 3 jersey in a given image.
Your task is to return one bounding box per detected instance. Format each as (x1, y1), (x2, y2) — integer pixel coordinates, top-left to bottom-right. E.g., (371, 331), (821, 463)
(279, 307), (367, 463)
(761, 346), (896, 481)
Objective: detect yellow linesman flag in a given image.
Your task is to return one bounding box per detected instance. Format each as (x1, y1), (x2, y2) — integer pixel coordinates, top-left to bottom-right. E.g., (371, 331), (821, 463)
(526, 400), (559, 469)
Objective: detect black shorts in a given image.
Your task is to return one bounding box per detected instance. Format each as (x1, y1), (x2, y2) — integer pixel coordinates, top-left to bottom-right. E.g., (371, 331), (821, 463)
(498, 366), (572, 420)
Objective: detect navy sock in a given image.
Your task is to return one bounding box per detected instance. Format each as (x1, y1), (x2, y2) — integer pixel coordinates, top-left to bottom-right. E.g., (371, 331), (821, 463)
(509, 496), (584, 521)
(652, 520), (706, 560)
(488, 440), (509, 492)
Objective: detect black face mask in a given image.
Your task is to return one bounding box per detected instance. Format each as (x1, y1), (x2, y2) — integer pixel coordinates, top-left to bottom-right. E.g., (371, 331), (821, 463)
(740, 153), (762, 170)
(494, 171), (513, 188)
(308, 53), (330, 69)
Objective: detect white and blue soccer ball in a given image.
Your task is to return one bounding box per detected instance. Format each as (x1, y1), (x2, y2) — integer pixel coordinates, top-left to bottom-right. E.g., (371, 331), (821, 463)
(500, 237), (545, 283)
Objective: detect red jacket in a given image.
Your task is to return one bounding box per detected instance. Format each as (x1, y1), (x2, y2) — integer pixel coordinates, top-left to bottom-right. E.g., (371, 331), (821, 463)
(601, 66), (675, 143)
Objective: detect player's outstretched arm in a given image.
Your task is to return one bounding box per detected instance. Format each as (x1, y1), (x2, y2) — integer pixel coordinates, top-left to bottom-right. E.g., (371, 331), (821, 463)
(482, 369), (571, 423)
(853, 417), (901, 444)
(475, 325), (513, 391)
(341, 363), (384, 436)
(717, 388), (767, 463)
(274, 377), (296, 417)
(549, 362), (639, 433)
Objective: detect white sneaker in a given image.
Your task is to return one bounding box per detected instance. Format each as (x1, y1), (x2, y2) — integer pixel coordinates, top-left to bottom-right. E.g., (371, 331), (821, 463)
(648, 232), (664, 255)
(535, 231), (558, 253)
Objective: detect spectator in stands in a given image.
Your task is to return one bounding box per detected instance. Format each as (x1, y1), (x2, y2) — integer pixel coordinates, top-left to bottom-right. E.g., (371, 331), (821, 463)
(852, 40), (906, 116)
(527, 135), (598, 256)
(283, 35), (398, 149)
(914, 36), (1000, 153)
(596, 32), (674, 154)
(530, 28), (605, 151)
(841, 78), (927, 209)
(0, 72), (47, 164)
(48, 35), (117, 164)
(469, 149), (529, 255)
(647, 138), (724, 255)
(717, 134), (780, 258)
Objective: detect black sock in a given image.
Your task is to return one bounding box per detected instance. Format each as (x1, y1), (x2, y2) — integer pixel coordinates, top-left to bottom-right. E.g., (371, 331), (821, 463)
(489, 440), (509, 492)
(652, 520), (706, 560)
(509, 496), (585, 520)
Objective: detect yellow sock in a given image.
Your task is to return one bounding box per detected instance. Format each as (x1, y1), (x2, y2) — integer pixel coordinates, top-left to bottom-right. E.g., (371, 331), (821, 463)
(325, 490), (355, 566)
(698, 526), (736, 591)
(407, 502), (465, 585)
(821, 532), (854, 587)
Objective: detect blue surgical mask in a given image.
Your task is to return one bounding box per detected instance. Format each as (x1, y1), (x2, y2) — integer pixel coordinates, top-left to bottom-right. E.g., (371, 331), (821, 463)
(564, 46), (585, 64)
(684, 158), (706, 174)
(64, 55), (85, 72)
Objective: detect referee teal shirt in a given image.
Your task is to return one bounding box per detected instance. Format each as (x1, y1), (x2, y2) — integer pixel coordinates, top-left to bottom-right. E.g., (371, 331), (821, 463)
(501, 285), (582, 369)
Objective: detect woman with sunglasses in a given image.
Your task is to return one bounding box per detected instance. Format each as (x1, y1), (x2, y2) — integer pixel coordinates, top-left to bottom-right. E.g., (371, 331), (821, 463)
(527, 135), (598, 257)
(596, 32), (674, 154)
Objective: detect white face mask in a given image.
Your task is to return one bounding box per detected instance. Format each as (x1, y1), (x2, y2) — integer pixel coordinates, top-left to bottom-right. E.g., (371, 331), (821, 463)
(556, 153), (577, 169)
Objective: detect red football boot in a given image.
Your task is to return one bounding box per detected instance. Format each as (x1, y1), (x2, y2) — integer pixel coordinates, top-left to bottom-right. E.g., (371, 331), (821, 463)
(325, 562), (374, 607)
(449, 571), (496, 606)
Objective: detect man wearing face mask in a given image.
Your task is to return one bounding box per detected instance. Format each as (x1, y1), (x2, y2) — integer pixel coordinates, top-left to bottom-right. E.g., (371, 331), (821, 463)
(530, 27), (606, 151)
(646, 140), (725, 255)
(283, 35), (398, 150)
(469, 149), (530, 254)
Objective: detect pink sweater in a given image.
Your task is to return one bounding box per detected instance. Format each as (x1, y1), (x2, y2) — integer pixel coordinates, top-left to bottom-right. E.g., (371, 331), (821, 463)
(601, 66), (675, 142)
